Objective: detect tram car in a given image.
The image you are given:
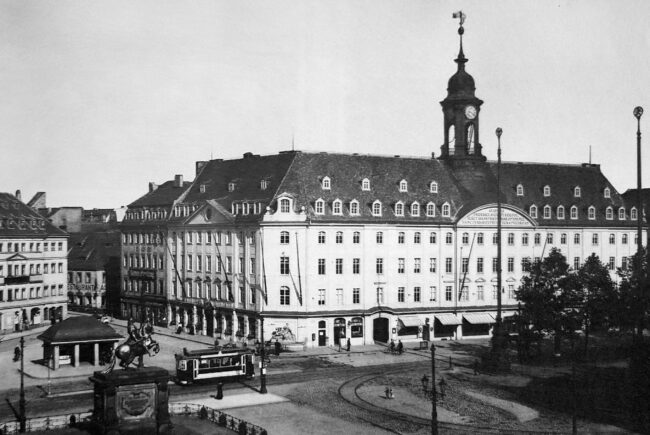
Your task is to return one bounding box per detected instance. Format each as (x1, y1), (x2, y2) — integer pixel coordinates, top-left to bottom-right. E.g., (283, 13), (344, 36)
(175, 346), (255, 385)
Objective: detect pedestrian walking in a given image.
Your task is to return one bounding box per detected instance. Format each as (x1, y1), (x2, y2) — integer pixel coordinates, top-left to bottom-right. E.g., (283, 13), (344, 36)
(346, 338), (351, 352)
(389, 339), (395, 354)
(397, 340), (403, 355)
(274, 340), (281, 356)
(13, 346), (20, 362)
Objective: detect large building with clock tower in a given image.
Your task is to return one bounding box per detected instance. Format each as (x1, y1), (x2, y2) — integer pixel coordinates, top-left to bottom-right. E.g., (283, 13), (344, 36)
(117, 21), (641, 349)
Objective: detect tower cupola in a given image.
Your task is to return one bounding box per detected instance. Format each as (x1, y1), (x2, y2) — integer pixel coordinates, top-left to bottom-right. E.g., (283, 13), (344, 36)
(439, 11), (485, 161)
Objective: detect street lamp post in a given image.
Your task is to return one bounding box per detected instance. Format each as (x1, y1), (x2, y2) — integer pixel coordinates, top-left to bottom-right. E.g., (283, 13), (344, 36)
(19, 335), (26, 433)
(496, 127), (503, 328)
(430, 344), (438, 435)
(259, 315), (267, 394)
(634, 106), (644, 341)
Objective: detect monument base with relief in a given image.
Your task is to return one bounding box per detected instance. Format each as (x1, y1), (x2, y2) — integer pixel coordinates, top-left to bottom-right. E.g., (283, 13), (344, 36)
(89, 366), (172, 435)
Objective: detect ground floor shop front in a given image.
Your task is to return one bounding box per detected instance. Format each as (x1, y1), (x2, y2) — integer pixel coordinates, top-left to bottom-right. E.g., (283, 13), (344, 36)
(0, 303), (66, 333)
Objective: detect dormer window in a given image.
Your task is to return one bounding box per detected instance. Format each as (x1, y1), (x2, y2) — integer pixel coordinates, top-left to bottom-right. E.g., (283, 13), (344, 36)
(574, 186), (581, 197)
(570, 205), (578, 220)
(429, 181), (438, 193)
(619, 207), (626, 220)
(314, 199), (325, 215)
(349, 200), (360, 215)
(394, 201), (404, 216)
(411, 202), (420, 217)
(631, 207), (638, 220)
(321, 176), (331, 190)
(426, 202), (436, 217)
(588, 205), (596, 220)
(372, 200), (382, 217)
(200, 184), (206, 193)
(441, 202), (450, 217)
(604, 187), (611, 198)
(543, 185), (551, 197)
(529, 205), (537, 219)
(399, 179), (408, 192)
(516, 184), (524, 196)
(362, 178), (370, 191)
(557, 206), (565, 219)
(260, 180), (268, 190)
(606, 206), (613, 220)
(332, 199), (342, 215)
(228, 182), (235, 192)
(279, 198), (291, 213)
(543, 205), (551, 219)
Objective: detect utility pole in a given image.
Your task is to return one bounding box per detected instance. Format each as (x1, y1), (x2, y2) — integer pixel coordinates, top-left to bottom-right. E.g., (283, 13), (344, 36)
(430, 344), (438, 435)
(19, 335), (26, 432)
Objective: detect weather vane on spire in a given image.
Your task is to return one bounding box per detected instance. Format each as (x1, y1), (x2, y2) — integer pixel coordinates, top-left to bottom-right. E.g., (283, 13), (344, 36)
(452, 10), (466, 29)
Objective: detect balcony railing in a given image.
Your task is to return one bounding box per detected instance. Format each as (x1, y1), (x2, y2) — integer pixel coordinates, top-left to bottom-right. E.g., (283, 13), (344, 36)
(2, 274), (44, 285)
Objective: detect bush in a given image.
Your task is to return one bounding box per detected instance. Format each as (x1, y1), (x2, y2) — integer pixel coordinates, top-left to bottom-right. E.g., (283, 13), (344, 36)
(218, 414), (227, 426)
(238, 421), (247, 435)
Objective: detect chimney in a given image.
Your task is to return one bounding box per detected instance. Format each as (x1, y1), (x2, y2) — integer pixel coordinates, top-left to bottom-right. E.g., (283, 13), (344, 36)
(15, 190), (21, 201)
(196, 161), (207, 176)
(148, 182), (158, 193)
(174, 174), (183, 188)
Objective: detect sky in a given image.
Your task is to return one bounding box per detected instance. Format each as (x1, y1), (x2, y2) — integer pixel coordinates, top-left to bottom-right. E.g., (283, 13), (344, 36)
(1, 0), (649, 209)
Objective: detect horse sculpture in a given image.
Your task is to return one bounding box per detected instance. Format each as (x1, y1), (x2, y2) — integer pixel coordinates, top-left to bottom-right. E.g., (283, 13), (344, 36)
(101, 318), (160, 373)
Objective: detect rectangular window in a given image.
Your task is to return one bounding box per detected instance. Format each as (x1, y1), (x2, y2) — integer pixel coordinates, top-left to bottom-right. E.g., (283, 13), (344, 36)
(353, 232), (360, 244)
(353, 258), (360, 274)
(429, 286), (436, 301)
(280, 287), (290, 305)
(608, 256), (615, 270)
(414, 258), (421, 273)
(429, 258), (437, 273)
(280, 257), (290, 275)
(206, 255), (212, 272)
(477, 285), (484, 301)
(508, 285), (515, 300)
(335, 258), (343, 274)
(353, 288), (360, 304)
(507, 257), (514, 272)
(226, 256), (232, 273)
(187, 255), (192, 271)
(414, 232), (421, 244)
(336, 288), (343, 305)
(414, 286), (421, 302)
(206, 232), (212, 244)
(622, 257), (628, 270)
(429, 232), (437, 244)
(376, 258), (384, 274)
(377, 287), (384, 304)
(445, 233), (453, 244)
(318, 259), (326, 275)
(398, 258), (405, 274)
(460, 286), (468, 301)
(492, 257), (498, 272)
(574, 233), (581, 244)
(398, 287), (405, 302)
(461, 258), (469, 273)
(445, 258), (452, 273)
(445, 286), (452, 301)
(574, 257), (580, 270)
(318, 288), (326, 305)
(493, 285), (498, 299)
(376, 232), (383, 244)
(196, 255), (202, 272)
(477, 257), (484, 273)
(250, 258), (255, 274)
(592, 233), (599, 245)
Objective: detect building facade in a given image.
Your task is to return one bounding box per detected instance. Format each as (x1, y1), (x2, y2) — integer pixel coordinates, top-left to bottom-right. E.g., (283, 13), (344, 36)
(119, 26), (641, 347)
(0, 192), (68, 333)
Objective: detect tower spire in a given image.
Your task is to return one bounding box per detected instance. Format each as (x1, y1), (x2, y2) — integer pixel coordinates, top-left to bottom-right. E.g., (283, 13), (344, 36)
(453, 11), (467, 65)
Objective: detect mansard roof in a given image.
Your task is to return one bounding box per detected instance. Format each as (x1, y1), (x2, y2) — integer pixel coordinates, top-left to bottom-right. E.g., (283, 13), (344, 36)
(0, 192), (67, 237)
(129, 180), (191, 208)
(123, 151), (635, 228)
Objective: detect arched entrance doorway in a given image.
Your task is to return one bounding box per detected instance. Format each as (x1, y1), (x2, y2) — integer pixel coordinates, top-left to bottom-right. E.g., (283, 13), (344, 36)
(373, 317), (389, 343)
(333, 318), (346, 346)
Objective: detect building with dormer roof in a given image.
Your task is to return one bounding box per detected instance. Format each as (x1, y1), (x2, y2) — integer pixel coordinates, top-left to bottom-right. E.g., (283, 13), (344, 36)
(118, 24), (642, 347)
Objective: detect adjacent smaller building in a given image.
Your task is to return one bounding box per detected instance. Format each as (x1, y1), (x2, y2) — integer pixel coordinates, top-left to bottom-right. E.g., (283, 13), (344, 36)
(0, 191), (68, 333)
(37, 316), (122, 369)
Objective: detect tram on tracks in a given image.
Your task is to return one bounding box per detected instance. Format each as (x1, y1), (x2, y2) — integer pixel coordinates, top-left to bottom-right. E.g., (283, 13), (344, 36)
(175, 346), (255, 385)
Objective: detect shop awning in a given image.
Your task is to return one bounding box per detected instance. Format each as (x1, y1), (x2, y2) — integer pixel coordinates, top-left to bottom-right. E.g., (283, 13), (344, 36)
(435, 313), (462, 325)
(463, 313), (495, 324)
(398, 316), (422, 328)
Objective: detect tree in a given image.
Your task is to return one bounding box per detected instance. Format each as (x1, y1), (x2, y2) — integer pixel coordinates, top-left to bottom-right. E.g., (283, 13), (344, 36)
(614, 249), (650, 337)
(516, 248), (581, 355)
(576, 254), (615, 353)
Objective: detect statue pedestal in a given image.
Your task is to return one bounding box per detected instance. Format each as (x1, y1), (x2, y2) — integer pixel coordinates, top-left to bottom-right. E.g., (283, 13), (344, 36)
(89, 367), (172, 435)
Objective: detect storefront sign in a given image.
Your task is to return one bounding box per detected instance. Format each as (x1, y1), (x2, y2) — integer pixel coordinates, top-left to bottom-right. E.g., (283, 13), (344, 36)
(458, 206), (534, 227)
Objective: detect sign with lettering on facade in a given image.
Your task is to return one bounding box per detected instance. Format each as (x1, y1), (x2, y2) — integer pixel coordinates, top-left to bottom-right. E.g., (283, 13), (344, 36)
(458, 206), (534, 228)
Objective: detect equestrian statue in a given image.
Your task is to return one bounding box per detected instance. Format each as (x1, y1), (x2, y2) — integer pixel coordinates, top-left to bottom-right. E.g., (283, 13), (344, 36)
(101, 316), (160, 373)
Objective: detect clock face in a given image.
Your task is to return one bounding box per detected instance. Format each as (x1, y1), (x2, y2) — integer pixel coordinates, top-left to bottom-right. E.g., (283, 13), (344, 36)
(464, 105), (477, 120)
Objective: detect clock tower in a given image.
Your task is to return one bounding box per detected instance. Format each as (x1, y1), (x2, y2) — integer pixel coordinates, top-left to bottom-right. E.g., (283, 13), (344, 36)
(439, 15), (485, 161)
